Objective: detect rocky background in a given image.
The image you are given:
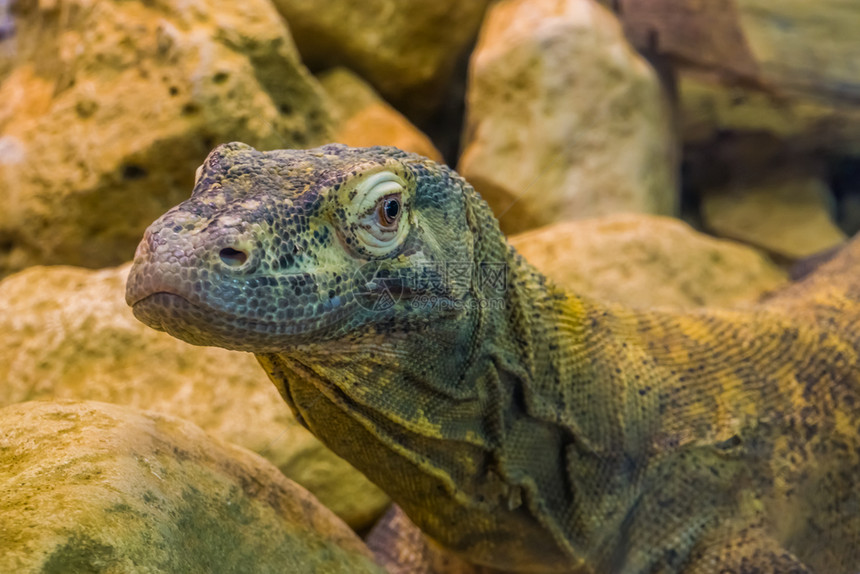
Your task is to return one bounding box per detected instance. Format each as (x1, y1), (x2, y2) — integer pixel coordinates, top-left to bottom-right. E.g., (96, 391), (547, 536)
(0, 0), (857, 571)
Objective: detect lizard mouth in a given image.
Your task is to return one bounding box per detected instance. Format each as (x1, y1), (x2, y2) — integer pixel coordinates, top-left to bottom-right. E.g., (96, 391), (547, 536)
(131, 291), (350, 352)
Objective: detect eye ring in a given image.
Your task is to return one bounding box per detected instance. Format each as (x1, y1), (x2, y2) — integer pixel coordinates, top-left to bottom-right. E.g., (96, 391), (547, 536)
(377, 194), (401, 229)
(347, 170), (410, 255)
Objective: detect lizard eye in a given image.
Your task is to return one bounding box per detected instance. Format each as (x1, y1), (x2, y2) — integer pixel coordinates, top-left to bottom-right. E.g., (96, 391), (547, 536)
(346, 170), (411, 256)
(376, 195), (401, 229)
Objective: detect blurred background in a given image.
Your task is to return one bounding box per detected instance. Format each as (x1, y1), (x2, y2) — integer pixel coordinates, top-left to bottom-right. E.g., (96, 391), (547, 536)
(2, 0), (858, 277)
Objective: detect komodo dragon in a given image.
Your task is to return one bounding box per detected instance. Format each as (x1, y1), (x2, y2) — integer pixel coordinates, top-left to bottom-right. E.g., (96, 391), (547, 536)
(126, 142), (860, 573)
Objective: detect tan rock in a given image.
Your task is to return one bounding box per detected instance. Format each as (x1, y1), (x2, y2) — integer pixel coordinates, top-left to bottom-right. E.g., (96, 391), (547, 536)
(701, 175), (846, 261)
(737, 0), (860, 99)
(616, 0), (860, 154)
(610, 0), (860, 99)
(272, 0), (491, 116)
(368, 506), (492, 574)
(0, 400), (385, 574)
(0, 0), (333, 278)
(679, 75), (852, 146)
(510, 214), (787, 309)
(679, 72), (860, 155)
(0, 263), (389, 529)
(459, 0), (677, 235)
(609, 0), (760, 82)
(319, 68), (442, 162)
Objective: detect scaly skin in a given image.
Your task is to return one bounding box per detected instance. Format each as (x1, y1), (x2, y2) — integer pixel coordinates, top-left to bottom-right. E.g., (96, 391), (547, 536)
(127, 142), (860, 573)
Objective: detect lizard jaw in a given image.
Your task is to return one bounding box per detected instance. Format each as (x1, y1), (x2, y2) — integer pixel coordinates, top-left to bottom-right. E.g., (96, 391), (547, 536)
(130, 291), (349, 352)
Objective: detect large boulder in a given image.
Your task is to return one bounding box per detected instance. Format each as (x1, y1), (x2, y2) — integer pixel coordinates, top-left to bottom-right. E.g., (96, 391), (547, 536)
(701, 174), (846, 261)
(0, 400), (385, 574)
(0, 0), (333, 278)
(606, 0), (760, 83)
(609, 0), (860, 154)
(734, 0), (860, 101)
(0, 263), (389, 529)
(272, 0), (491, 117)
(459, 0), (677, 235)
(678, 75), (860, 154)
(510, 214), (787, 309)
(319, 68), (443, 162)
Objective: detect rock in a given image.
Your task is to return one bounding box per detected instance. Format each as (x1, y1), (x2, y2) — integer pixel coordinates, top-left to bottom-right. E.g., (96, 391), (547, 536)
(701, 174), (846, 261)
(510, 214), (787, 309)
(319, 68), (443, 162)
(612, 0), (860, 154)
(0, 0), (333, 278)
(736, 0), (860, 101)
(0, 263), (389, 529)
(678, 74), (860, 155)
(610, 0), (860, 100)
(608, 0), (761, 82)
(365, 504), (494, 574)
(459, 0), (677, 235)
(272, 0), (491, 117)
(367, 506), (491, 574)
(0, 400), (385, 574)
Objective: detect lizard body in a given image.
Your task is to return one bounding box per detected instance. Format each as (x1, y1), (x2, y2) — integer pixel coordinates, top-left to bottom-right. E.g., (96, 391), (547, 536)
(127, 143), (860, 573)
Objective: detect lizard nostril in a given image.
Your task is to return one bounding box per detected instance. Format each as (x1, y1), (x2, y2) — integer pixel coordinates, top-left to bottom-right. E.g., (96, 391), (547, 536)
(219, 247), (248, 267)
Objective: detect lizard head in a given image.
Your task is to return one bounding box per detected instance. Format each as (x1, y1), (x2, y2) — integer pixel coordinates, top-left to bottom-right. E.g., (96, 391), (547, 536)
(127, 143), (579, 569)
(126, 142), (496, 353)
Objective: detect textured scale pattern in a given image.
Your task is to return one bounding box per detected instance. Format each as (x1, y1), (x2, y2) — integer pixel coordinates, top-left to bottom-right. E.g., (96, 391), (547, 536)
(127, 143), (860, 574)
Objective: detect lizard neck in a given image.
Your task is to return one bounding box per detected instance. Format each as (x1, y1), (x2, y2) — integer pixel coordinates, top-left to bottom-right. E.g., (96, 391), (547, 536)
(473, 241), (641, 562)
(260, 189), (690, 571)
(257, 307), (587, 572)
(256, 196), (603, 571)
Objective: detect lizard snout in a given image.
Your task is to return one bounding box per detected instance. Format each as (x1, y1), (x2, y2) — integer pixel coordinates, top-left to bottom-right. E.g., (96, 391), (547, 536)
(201, 215), (261, 275)
(214, 238), (255, 272)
